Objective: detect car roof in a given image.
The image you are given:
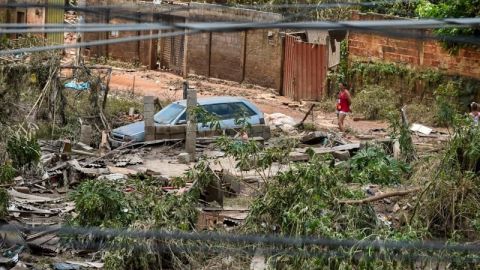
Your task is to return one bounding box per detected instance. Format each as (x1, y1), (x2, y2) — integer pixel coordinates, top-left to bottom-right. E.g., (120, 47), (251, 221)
(173, 96), (250, 106)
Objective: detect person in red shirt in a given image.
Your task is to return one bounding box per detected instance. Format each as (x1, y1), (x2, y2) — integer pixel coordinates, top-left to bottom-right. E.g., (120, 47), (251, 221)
(336, 82), (351, 132)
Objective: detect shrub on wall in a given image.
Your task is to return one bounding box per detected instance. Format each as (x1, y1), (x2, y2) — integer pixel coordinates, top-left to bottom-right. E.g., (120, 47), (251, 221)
(352, 85), (398, 120)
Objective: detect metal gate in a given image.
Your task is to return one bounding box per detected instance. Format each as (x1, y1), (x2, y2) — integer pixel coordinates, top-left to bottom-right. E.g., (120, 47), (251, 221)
(283, 34), (328, 101)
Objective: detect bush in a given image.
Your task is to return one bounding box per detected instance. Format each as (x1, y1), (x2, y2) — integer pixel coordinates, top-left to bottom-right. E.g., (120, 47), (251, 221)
(316, 96), (337, 113)
(404, 103), (437, 127)
(6, 127), (41, 169)
(0, 188), (9, 219)
(352, 85), (397, 120)
(70, 180), (130, 227)
(349, 146), (411, 185)
(0, 162), (15, 185)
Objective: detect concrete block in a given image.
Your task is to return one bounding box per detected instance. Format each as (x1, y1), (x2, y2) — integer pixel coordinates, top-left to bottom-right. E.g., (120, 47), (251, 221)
(143, 96), (155, 104)
(79, 125), (93, 145)
(332, 150), (351, 161)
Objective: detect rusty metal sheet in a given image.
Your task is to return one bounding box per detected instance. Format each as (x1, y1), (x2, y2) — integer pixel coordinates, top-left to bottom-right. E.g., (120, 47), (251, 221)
(282, 34), (328, 101)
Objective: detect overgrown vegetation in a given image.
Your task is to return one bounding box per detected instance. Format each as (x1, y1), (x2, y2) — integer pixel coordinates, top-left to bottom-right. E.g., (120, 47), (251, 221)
(352, 85), (397, 120)
(0, 162), (16, 185)
(349, 146), (411, 185)
(70, 174), (202, 269)
(410, 116), (480, 240)
(360, 0), (419, 17)
(6, 126), (41, 169)
(342, 61), (479, 126)
(0, 188), (9, 219)
(416, 0), (480, 53)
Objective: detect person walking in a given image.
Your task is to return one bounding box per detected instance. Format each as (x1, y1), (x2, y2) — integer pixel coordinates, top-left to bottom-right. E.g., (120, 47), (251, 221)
(470, 102), (480, 125)
(336, 82), (351, 132)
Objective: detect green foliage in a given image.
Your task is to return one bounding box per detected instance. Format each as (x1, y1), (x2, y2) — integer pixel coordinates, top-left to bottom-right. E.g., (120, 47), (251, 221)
(416, 0), (480, 53)
(434, 81), (462, 127)
(0, 188), (9, 219)
(0, 162), (15, 185)
(349, 146), (411, 184)
(105, 95), (143, 126)
(361, 0), (419, 17)
(216, 136), (295, 179)
(153, 194), (198, 231)
(315, 95), (337, 113)
(344, 61), (479, 126)
(403, 102), (438, 126)
(411, 117), (480, 239)
(70, 180), (130, 228)
(352, 85), (398, 120)
(387, 111), (416, 163)
(190, 105), (221, 130)
(246, 155), (371, 236)
(6, 126), (41, 169)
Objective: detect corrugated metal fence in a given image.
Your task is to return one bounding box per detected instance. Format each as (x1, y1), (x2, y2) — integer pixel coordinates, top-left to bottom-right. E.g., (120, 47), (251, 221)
(283, 34), (328, 101)
(46, 0), (64, 45)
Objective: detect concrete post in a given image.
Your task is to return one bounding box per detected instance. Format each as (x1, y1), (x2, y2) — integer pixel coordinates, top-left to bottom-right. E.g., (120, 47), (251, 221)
(79, 124), (93, 145)
(185, 89), (197, 161)
(144, 96), (155, 141)
(183, 81), (188, 100)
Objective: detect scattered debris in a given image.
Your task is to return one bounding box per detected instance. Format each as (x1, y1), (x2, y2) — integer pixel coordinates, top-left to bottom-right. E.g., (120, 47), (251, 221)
(265, 113), (297, 134)
(410, 123), (433, 135)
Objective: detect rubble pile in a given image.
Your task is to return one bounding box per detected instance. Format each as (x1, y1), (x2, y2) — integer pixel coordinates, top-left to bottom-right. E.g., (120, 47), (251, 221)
(265, 113), (297, 134)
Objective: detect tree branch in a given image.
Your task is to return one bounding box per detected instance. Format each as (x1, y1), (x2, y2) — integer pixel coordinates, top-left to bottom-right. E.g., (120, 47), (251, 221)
(339, 187), (421, 204)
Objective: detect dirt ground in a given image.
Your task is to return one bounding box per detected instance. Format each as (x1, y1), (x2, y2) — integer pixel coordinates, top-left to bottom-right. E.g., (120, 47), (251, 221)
(108, 70), (388, 135)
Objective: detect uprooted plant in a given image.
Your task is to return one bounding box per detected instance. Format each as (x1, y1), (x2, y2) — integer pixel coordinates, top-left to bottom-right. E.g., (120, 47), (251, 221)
(67, 174), (203, 270)
(348, 145), (411, 185)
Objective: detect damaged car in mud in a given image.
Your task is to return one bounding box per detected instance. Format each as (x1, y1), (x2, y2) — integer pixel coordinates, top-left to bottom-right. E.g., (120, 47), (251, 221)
(109, 96), (266, 147)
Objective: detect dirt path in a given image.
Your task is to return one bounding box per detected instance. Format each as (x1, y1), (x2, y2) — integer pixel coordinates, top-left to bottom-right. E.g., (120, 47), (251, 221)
(108, 69), (388, 135)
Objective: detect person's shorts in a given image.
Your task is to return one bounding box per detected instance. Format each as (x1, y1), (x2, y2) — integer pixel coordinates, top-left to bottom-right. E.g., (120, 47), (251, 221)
(337, 111), (350, 115)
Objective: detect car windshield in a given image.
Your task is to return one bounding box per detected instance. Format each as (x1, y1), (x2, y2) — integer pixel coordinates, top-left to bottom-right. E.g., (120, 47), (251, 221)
(154, 103), (185, 124)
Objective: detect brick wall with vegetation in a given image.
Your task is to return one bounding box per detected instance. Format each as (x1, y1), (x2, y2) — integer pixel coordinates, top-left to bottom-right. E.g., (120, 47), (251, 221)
(348, 11), (480, 78)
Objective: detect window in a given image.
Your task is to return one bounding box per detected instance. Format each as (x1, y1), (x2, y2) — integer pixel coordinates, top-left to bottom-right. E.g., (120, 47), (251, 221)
(203, 102), (256, 120)
(229, 102), (256, 117)
(154, 103), (185, 124)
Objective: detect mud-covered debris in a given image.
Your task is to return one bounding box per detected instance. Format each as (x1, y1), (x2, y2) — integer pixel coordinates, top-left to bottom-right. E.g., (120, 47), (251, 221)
(265, 113), (297, 134)
(98, 173), (127, 182)
(410, 123), (433, 135)
(301, 131), (328, 145)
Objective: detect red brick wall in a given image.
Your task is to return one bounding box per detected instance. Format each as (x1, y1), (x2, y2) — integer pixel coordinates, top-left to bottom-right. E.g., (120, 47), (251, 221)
(349, 12), (480, 78)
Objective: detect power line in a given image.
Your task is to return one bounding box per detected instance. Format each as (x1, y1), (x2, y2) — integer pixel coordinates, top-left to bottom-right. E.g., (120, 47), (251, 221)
(0, 30), (192, 56)
(0, 24), (176, 34)
(1, 18), (480, 56)
(7, 224), (480, 254)
(2, 18), (479, 34)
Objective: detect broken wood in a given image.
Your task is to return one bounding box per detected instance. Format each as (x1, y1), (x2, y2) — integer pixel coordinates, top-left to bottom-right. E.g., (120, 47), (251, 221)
(338, 187), (421, 204)
(8, 190), (57, 203)
(296, 104), (315, 128)
(71, 149), (98, 157)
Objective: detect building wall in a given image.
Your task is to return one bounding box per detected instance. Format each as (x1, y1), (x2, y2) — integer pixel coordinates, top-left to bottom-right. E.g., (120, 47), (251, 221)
(349, 12), (480, 78)
(84, 1), (284, 90)
(186, 4), (283, 90)
(244, 29), (283, 90)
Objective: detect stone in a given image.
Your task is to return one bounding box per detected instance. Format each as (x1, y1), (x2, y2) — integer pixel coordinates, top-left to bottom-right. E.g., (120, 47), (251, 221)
(178, 153), (191, 164)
